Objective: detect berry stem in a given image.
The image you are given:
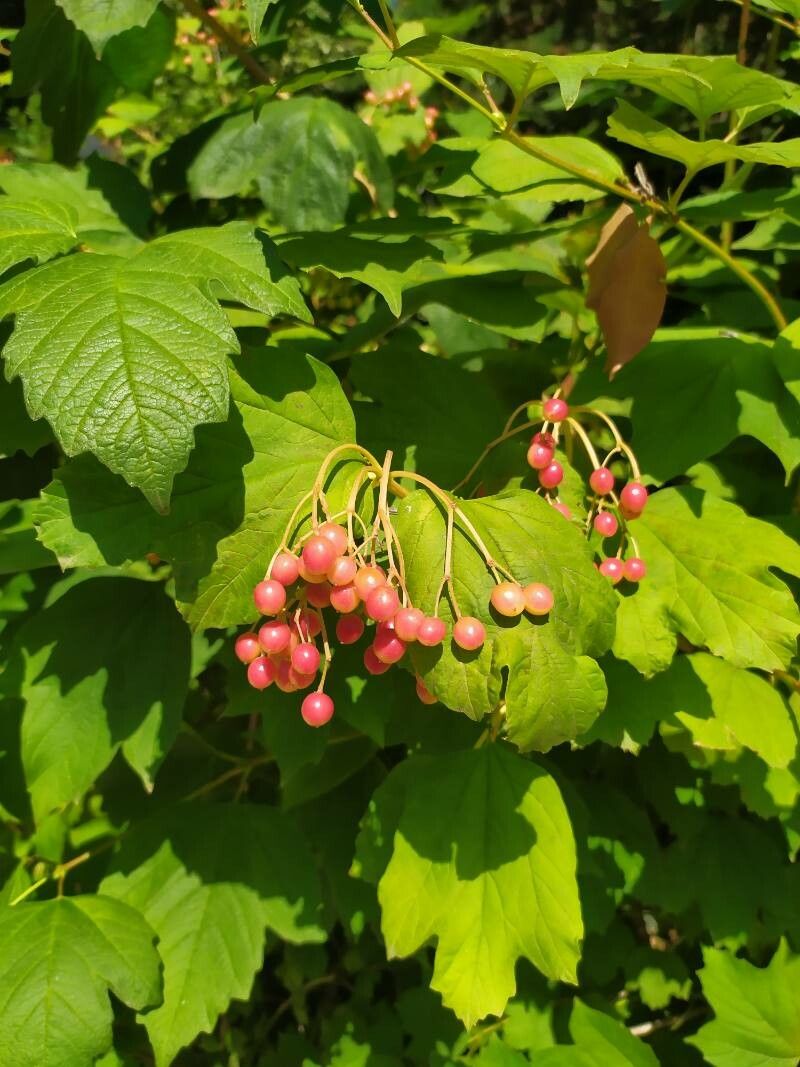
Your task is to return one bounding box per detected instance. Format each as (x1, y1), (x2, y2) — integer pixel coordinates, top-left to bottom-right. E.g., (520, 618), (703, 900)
(565, 417), (603, 470)
(451, 419), (540, 494)
(571, 408), (642, 481)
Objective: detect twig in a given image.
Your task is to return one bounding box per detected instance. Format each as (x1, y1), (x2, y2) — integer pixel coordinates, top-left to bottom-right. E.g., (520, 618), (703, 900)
(181, 0), (272, 85)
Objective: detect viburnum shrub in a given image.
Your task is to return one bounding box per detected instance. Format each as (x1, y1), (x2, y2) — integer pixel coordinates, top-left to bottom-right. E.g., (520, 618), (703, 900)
(2, 0), (800, 1065)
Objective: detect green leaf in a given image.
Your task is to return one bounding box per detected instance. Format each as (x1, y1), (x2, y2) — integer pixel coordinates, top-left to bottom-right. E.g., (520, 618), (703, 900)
(689, 942), (800, 1066)
(0, 500), (56, 574)
(188, 98), (392, 231)
(652, 55), (796, 124)
(393, 489), (616, 750)
(245, 0), (275, 37)
(55, 0), (160, 53)
(0, 252), (236, 511)
(2, 576), (190, 820)
(613, 487), (800, 675)
(0, 373), (53, 458)
(536, 1000), (659, 1066)
(0, 198), (78, 275)
(101, 5), (175, 92)
(0, 895), (161, 1067)
(356, 745), (582, 1026)
(100, 803), (324, 1066)
(472, 137), (624, 199)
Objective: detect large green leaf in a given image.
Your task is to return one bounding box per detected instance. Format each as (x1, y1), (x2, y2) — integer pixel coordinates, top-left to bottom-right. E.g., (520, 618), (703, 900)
(653, 55), (796, 125)
(472, 137), (624, 197)
(1, 576), (190, 821)
(0, 895), (161, 1067)
(100, 803), (324, 1066)
(689, 943), (800, 1066)
(613, 487), (800, 675)
(393, 489), (616, 750)
(0, 198), (78, 275)
(188, 98), (392, 231)
(55, 0), (160, 53)
(0, 251), (236, 511)
(535, 1000), (659, 1066)
(355, 745), (582, 1026)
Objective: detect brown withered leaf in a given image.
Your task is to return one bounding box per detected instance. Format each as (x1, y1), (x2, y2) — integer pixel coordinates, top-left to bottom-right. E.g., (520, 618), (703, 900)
(586, 204), (667, 377)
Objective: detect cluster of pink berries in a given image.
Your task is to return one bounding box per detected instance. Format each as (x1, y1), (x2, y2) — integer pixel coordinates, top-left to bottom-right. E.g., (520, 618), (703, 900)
(364, 79), (420, 110)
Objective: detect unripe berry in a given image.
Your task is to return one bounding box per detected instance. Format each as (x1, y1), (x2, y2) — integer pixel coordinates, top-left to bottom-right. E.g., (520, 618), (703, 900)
(354, 565), (386, 600)
(619, 481), (648, 515)
(543, 396), (569, 422)
(593, 511), (619, 538)
(247, 656), (275, 690)
(416, 678), (438, 705)
(624, 557), (647, 582)
(589, 467), (615, 495)
(453, 616), (486, 651)
(417, 616), (447, 646)
(258, 620), (291, 654)
(490, 582), (525, 617)
(373, 629), (407, 664)
(328, 555), (358, 587)
(394, 606), (425, 642)
(317, 521), (349, 556)
(291, 642), (320, 675)
(538, 461), (564, 490)
(330, 584), (360, 614)
(336, 614), (365, 645)
(365, 584), (400, 622)
(306, 582), (331, 609)
(254, 579), (286, 616)
(235, 632), (260, 664)
(301, 692), (334, 727)
(599, 558), (624, 584)
(270, 552), (300, 585)
(364, 646), (390, 675)
(523, 582), (554, 616)
(527, 441), (554, 471)
(302, 535), (337, 575)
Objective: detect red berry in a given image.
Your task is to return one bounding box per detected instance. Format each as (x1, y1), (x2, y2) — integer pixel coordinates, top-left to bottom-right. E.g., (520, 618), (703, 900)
(553, 502), (572, 520)
(297, 558), (328, 584)
(336, 614), (365, 645)
(589, 467), (615, 495)
(247, 656), (275, 690)
(364, 646), (391, 675)
(317, 521), (349, 556)
(620, 481), (648, 515)
(453, 616), (486, 651)
(523, 582), (554, 616)
(306, 581), (331, 609)
(234, 632), (260, 664)
(354, 565), (386, 599)
(527, 442), (554, 471)
(534, 431), (555, 449)
(543, 396), (569, 422)
(270, 552), (300, 585)
(302, 535), (337, 575)
(330, 584), (360, 614)
(490, 582), (525, 617)
(295, 610), (322, 639)
(328, 555), (358, 587)
(290, 668), (316, 690)
(624, 557), (647, 582)
(593, 511), (619, 538)
(538, 461), (564, 490)
(275, 660), (297, 693)
(291, 642), (320, 675)
(415, 678), (438, 705)
(417, 616), (447, 646)
(365, 585), (400, 622)
(599, 558), (624, 584)
(258, 620), (291, 654)
(373, 629), (407, 664)
(254, 579), (286, 616)
(301, 692), (334, 727)
(394, 606), (424, 642)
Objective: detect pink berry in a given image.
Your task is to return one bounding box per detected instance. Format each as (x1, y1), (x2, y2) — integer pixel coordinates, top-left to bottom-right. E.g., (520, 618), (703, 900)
(417, 616), (447, 646)
(306, 581), (331, 609)
(302, 535), (337, 575)
(270, 551), (300, 585)
(543, 397), (569, 422)
(490, 582), (525, 617)
(619, 481), (648, 515)
(254, 579), (286, 616)
(336, 614), (365, 645)
(275, 660), (297, 693)
(330, 584), (359, 614)
(328, 555), (358, 587)
(354, 565), (386, 599)
(234, 632), (260, 664)
(317, 521), (349, 556)
(291, 642), (320, 675)
(290, 668), (316, 690)
(373, 629), (407, 665)
(247, 656), (275, 690)
(394, 606), (424, 642)
(553, 502), (572, 520)
(538, 461), (564, 490)
(593, 511), (619, 538)
(589, 467), (615, 495)
(599, 558), (624, 584)
(365, 585), (400, 622)
(258, 620), (291, 654)
(416, 678), (438, 705)
(527, 442), (554, 471)
(364, 646), (390, 675)
(523, 582), (554, 616)
(453, 616), (486, 651)
(301, 692), (334, 727)
(296, 610), (322, 639)
(297, 558), (328, 584)
(624, 557), (647, 582)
